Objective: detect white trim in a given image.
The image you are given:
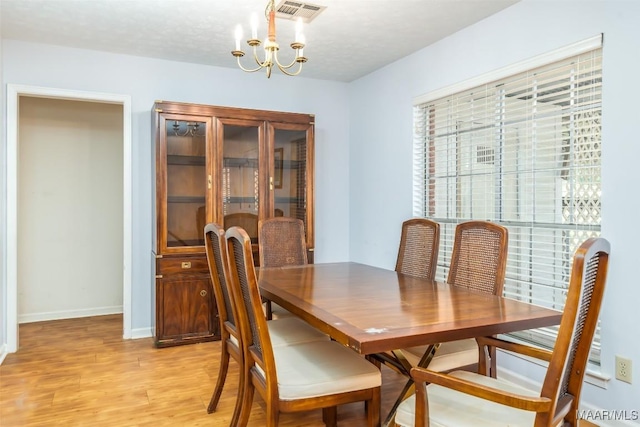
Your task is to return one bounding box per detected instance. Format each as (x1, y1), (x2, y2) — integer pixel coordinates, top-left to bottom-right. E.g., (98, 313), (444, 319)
(4, 84), (133, 352)
(121, 92), (133, 340)
(6, 86), (19, 353)
(130, 328), (154, 339)
(0, 344), (7, 365)
(497, 347), (611, 389)
(584, 368), (611, 390)
(18, 306), (124, 324)
(413, 34), (603, 106)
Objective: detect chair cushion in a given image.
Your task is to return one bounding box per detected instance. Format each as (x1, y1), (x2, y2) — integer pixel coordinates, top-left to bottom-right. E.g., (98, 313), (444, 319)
(271, 302), (293, 319)
(395, 370), (540, 427)
(401, 338), (478, 372)
(229, 335), (239, 347)
(256, 340), (381, 400)
(267, 317), (329, 347)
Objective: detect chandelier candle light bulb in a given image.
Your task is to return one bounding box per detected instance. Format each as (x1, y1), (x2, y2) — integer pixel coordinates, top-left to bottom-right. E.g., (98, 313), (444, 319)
(231, 0), (308, 78)
(295, 18), (303, 43)
(297, 33), (305, 59)
(235, 25), (242, 51)
(251, 13), (258, 39)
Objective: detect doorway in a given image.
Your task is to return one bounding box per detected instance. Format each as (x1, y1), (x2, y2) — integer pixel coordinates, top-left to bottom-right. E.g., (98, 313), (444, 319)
(5, 85), (132, 352)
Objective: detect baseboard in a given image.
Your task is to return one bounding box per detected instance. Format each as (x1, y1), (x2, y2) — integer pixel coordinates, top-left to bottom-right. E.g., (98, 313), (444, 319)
(130, 328), (153, 339)
(18, 306), (123, 324)
(498, 367), (639, 427)
(0, 343), (8, 365)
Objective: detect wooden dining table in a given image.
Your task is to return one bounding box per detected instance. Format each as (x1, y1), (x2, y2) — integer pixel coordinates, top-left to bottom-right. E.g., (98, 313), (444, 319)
(258, 262), (563, 425)
(258, 262), (563, 355)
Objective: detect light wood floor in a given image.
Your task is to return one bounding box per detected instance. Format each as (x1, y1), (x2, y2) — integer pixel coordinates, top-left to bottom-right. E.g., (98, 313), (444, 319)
(0, 315), (598, 427)
(0, 315), (408, 426)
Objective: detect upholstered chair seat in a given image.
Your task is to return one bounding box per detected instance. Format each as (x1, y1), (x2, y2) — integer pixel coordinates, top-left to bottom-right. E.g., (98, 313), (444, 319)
(395, 370), (541, 427)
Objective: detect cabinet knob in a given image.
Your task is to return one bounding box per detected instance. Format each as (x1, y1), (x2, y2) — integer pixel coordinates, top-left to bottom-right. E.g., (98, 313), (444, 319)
(200, 289), (207, 297)
(181, 262), (192, 269)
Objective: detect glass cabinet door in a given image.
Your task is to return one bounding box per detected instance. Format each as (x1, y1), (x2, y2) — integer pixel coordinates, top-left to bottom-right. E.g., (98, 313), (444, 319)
(271, 123), (314, 249)
(218, 119), (263, 244)
(162, 116), (210, 250)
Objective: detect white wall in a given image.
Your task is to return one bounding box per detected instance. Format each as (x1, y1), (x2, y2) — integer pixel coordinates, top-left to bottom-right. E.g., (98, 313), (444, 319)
(1, 40), (351, 334)
(4, 0), (637, 418)
(17, 97), (123, 321)
(348, 0), (640, 419)
(0, 0), (6, 359)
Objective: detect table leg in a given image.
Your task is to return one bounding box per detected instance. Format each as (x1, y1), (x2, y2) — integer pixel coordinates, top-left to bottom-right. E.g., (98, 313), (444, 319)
(382, 343), (440, 426)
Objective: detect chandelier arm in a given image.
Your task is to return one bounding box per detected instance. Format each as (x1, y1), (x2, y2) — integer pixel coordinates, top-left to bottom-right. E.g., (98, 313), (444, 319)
(252, 46), (273, 69)
(276, 60), (304, 77)
(273, 50), (300, 70)
(236, 56), (265, 73)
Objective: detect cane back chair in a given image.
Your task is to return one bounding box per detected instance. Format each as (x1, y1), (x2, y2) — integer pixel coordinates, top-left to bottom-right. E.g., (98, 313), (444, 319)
(203, 223), (327, 422)
(226, 226), (382, 427)
(395, 237), (610, 427)
(383, 220), (508, 425)
(258, 217), (309, 319)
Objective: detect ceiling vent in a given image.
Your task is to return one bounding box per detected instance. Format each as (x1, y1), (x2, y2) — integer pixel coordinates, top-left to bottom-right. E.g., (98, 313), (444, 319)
(275, 1), (326, 23)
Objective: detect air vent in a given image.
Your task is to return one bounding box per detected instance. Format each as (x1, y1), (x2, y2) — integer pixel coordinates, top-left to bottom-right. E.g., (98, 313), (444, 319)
(275, 0), (326, 23)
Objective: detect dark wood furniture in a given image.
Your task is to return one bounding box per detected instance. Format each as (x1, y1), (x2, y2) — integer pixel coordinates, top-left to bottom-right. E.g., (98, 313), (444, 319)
(257, 262), (562, 356)
(225, 212), (260, 264)
(447, 220), (509, 294)
(203, 223), (244, 423)
(396, 237), (610, 427)
(395, 218), (440, 280)
(259, 217), (309, 319)
(369, 218), (441, 419)
(226, 227), (382, 427)
(258, 217), (308, 267)
(383, 220), (509, 424)
(204, 222), (327, 423)
(258, 262), (560, 425)
(224, 212), (259, 242)
(152, 101), (315, 347)
(395, 220), (510, 373)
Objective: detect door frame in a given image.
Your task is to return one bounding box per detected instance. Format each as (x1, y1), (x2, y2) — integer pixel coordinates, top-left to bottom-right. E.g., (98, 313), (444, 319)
(5, 84), (133, 352)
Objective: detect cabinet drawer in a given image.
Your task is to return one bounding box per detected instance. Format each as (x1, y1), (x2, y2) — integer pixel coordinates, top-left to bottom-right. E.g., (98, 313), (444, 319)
(157, 257), (209, 275)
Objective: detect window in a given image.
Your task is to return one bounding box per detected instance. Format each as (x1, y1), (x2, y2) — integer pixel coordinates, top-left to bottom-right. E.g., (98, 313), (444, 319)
(413, 37), (603, 364)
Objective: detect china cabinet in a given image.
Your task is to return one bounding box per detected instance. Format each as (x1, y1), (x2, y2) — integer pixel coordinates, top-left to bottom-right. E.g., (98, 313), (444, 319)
(152, 101), (315, 347)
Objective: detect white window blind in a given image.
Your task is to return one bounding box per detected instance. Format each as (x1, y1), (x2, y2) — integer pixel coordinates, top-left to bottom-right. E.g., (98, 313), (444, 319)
(413, 39), (603, 364)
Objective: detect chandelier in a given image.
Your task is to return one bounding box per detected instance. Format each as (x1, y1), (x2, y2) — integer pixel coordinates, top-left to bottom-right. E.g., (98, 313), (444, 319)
(232, 0), (307, 78)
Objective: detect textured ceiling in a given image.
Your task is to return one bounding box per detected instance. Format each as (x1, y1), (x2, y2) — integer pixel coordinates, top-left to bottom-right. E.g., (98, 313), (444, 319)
(0, 0), (519, 82)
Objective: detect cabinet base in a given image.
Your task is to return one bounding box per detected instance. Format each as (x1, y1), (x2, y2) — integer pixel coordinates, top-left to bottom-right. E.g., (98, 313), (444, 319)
(154, 334), (220, 348)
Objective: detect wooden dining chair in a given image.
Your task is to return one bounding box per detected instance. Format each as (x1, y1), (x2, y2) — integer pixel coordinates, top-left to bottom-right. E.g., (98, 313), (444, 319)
(402, 220), (509, 371)
(204, 223), (244, 422)
(258, 217), (309, 319)
(395, 218), (440, 280)
(394, 237), (610, 427)
(369, 218), (440, 375)
(224, 212), (259, 242)
(203, 223), (328, 422)
(226, 226), (382, 427)
(381, 220), (508, 425)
